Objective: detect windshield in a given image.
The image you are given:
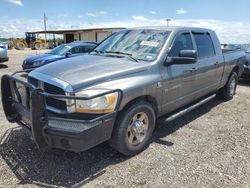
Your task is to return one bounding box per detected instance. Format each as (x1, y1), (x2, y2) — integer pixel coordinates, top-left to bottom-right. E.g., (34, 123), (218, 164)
(94, 29), (170, 61)
(46, 45), (71, 55)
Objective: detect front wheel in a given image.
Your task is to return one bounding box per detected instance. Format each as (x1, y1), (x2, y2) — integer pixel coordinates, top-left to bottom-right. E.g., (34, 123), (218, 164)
(218, 71), (238, 100)
(109, 101), (156, 156)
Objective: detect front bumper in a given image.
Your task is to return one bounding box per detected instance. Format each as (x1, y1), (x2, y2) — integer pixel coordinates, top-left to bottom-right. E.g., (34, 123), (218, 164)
(1, 73), (119, 152)
(22, 64), (39, 70)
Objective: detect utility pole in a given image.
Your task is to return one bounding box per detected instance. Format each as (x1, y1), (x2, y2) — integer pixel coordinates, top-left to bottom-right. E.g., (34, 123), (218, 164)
(44, 13), (47, 41)
(166, 18), (171, 27)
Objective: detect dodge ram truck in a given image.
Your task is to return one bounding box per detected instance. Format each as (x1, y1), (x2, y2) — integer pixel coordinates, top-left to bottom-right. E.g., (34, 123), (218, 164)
(1, 27), (245, 156)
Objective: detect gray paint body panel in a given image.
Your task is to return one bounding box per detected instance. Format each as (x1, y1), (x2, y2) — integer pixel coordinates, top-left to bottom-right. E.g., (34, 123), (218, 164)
(29, 27), (245, 117)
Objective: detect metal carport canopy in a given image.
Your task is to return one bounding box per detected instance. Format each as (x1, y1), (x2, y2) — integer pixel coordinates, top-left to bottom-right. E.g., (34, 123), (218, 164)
(27, 27), (126, 34)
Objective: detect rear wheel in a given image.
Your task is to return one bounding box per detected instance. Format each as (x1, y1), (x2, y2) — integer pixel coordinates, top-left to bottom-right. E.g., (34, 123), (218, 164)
(109, 101), (156, 156)
(34, 42), (43, 50)
(218, 71), (238, 100)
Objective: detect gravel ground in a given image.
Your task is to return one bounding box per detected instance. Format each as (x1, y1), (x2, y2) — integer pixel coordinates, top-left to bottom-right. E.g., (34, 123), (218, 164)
(0, 50), (249, 188)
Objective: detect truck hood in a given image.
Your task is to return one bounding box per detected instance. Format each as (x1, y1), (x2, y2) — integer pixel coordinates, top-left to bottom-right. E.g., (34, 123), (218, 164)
(32, 54), (151, 90)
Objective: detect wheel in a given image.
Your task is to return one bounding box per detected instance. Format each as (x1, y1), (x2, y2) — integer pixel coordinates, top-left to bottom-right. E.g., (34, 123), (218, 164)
(34, 43), (43, 50)
(218, 71), (238, 100)
(15, 42), (25, 50)
(109, 101), (156, 156)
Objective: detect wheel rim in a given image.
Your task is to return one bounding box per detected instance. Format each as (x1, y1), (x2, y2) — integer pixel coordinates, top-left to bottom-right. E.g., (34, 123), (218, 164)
(229, 78), (236, 96)
(127, 112), (149, 146)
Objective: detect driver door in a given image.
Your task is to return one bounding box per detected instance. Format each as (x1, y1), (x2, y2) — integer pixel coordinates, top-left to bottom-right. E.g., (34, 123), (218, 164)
(161, 32), (198, 114)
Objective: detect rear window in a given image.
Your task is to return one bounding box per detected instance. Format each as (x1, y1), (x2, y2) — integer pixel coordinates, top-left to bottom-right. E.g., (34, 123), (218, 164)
(193, 33), (215, 58)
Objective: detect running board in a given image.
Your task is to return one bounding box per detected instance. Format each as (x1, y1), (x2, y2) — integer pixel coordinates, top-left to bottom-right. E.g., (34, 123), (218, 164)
(160, 94), (216, 124)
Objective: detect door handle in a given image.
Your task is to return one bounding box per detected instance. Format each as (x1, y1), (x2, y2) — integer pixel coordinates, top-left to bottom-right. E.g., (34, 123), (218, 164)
(189, 67), (198, 72)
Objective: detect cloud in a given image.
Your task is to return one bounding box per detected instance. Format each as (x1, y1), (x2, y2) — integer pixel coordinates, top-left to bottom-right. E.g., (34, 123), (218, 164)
(1, 17), (250, 44)
(57, 13), (69, 18)
(149, 11), (157, 15)
(86, 11), (108, 17)
(132, 16), (147, 21)
(6, 0), (23, 6)
(176, 8), (187, 15)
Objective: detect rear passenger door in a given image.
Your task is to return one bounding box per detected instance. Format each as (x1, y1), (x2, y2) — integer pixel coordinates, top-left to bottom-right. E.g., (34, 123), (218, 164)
(192, 32), (223, 98)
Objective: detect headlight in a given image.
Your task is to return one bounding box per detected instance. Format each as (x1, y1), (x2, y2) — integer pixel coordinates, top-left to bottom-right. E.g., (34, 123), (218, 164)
(75, 89), (119, 114)
(33, 60), (45, 66)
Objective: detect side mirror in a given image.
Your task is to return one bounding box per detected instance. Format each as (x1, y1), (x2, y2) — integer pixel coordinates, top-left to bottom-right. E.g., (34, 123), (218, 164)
(165, 50), (197, 65)
(65, 51), (72, 57)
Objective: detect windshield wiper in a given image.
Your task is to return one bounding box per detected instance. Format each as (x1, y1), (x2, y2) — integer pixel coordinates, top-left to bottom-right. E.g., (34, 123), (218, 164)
(105, 51), (138, 62)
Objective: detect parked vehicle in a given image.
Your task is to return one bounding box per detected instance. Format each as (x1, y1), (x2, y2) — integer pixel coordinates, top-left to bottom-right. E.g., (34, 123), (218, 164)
(242, 50), (250, 78)
(0, 42), (9, 63)
(1, 27), (245, 156)
(22, 41), (96, 70)
(9, 32), (48, 50)
(221, 43), (242, 50)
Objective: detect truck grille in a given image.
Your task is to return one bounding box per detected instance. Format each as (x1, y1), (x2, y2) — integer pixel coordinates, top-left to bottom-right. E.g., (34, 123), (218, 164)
(29, 77), (38, 87)
(28, 77), (67, 112)
(46, 98), (67, 111)
(44, 82), (65, 95)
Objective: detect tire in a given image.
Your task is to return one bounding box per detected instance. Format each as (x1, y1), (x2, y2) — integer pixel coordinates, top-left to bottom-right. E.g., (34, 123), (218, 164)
(218, 71), (238, 100)
(34, 43), (43, 50)
(15, 42), (25, 50)
(109, 101), (156, 156)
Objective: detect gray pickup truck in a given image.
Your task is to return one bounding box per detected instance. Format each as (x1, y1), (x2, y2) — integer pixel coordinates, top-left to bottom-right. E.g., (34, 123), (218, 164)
(1, 27), (245, 156)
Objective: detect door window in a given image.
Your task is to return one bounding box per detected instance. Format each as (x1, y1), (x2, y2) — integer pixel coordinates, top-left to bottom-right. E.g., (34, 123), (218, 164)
(71, 46), (82, 54)
(193, 33), (215, 58)
(169, 33), (194, 57)
(84, 45), (95, 53)
(71, 45), (95, 54)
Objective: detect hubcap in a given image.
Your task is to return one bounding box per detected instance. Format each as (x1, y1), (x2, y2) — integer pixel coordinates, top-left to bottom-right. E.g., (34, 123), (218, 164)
(229, 78), (236, 96)
(127, 112), (149, 146)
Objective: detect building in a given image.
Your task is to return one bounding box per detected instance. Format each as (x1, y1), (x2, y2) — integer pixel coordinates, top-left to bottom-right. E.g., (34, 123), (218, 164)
(31, 27), (125, 44)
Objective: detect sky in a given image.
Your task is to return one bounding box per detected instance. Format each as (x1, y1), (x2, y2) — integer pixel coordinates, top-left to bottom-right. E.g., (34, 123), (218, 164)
(0, 0), (250, 43)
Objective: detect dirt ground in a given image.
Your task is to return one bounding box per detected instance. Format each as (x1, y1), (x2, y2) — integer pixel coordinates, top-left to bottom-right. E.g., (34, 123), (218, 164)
(0, 49), (249, 188)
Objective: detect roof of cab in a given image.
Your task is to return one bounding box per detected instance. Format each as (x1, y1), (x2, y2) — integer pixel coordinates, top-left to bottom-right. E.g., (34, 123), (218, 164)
(63, 41), (97, 47)
(127, 26), (214, 33)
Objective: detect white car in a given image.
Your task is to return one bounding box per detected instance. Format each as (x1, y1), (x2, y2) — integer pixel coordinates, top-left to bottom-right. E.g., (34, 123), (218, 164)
(0, 42), (9, 63)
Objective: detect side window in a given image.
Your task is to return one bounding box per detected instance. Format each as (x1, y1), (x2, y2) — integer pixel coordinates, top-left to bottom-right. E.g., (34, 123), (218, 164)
(169, 33), (194, 57)
(193, 33), (215, 58)
(71, 46), (95, 53)
(85, 45), (95, 53)
(79, 46), (87, 53)
(71, 46), (82, 54)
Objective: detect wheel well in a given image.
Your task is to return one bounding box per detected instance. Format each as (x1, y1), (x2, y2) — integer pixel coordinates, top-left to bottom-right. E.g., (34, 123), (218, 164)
(121, 95), (159, 116)
(232, 66), (239, 76)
